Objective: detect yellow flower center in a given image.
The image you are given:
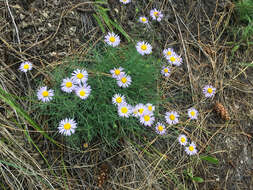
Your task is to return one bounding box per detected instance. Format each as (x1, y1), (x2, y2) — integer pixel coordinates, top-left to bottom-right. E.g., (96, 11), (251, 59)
(114, 69), (120, 75)
(167, 51), (172, 56)
(189, 146), (194, 152)
(170, 56), (176, 62)
(121, 107), (128, 114)
(109, 36), (116, 43)
(141, 17), (146, 22)
(63, 123), (71, 130)
(121, 77), (127, 83)
(138, 108), (144, 114)
(154, 11), (159, 17)
(169, 114), (175, 121)
(116, 97), (122, 103)
(79, 90), (86, 96)
(158, 125), (164, 132)
(144, 115), (150, 121)
(77, 73), (84, 79)
(23, 64), (29, 70)
(181, 137), (186, 143)
(190, 111), (195, 116)
(164, 68), (169, 73)
(65, 82), (72, 88)
(207, 88), (213, 94)
(148, 105), (152, 111)
(42, 91), (49, 97)
(141, 44), (147, 51)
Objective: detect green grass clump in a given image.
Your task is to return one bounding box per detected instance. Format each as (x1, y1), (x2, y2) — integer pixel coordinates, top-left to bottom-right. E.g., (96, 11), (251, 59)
(36, 44), (161, 148)
(229, 0), (253, 53)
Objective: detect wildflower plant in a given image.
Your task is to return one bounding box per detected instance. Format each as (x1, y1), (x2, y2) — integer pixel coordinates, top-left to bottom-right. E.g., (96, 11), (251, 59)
(35, 44), (161, 148)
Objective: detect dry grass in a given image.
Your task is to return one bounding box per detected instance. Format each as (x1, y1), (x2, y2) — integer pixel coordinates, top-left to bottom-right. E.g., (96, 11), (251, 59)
(0, 0), (253, 189)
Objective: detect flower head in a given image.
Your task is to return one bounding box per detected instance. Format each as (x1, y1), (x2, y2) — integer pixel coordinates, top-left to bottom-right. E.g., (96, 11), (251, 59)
(110, 67), (125, 79)
(161, 66), (171, 77)
(178, 134), (188, 146)
(187, 108), (198, 120)
(163, 48), (175, 59)
(140, 111), (155, 127)
(61, 77), (76, 93)
(185, 142), (198, 155)
(58, 118), (77, 136)
(119, 0), (131, 4)
(118, 103), (132, 118)
(146, 103), (155, 112)
(19, 61), (33, 72)
(105, 32), (120, 47)
(117, 74), (132, 88)
(155, 122), (166, 135)
(131, 105), (139, 118)
(37, 86), (54, 102)
(135, 103), (146, 117)
(165, 111), (179, 125)
(71, 69), (88, 84)
(203, 85), (216, 98)
(112, 94), (125, 106)
(75, 84), (91, 100)
(167, 52), (182, 66)
(150, 9), (163, 22)
(136, 41), (152, 56)
(139, 16), (148, 24)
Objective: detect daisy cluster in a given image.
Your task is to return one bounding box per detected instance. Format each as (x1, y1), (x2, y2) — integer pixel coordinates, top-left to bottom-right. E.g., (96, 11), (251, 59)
(104, 26), (216, 155)
(112, 93), (161, 131)
(35, 69), (92, 136)
(178, 134), (198, 155)
(110, 67), (132, 88)
(139, 9), (164, 24)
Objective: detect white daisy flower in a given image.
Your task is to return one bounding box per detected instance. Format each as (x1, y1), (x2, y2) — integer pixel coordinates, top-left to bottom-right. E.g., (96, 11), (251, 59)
(146, 103), (155, 112)
(150, 9), (163, 22)
(136, 41), (152, 56)
(167, 52), (182, 66)
(139, 16), (148, 24)
(110, 67), (125, 79)
(140, 111), (155, 127)
(37, 86), (54, 102)
(118, 103), (132, 118)
(71, 69), (88, 84)
(163, 48), (175, 59)
(135, 103), (146, 117)
(155, 122), (166, 135)
(120, 0), (131, 4)
(112, 94), (125, 106)
(178, 134), (188, 146)
(19, 61), (33, 72)
(165, 111), (179, 125)
(75, 84), (91, 100)
(203, 85), (216, 98)
(117, 74), (132, 88)
(58, 118), (77, 136)
(104, 32), (120, 47)
(131, 105), (139, 118)
(161, 66), (171, 77)
(185, 142), (198, 155)
(174, 56), (183, 66)
(187, 108), (198, 120)
(61, 77), (76, 93)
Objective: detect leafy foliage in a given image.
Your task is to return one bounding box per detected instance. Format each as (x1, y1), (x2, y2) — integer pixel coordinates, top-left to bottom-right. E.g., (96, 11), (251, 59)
(35, 44), (161, 148)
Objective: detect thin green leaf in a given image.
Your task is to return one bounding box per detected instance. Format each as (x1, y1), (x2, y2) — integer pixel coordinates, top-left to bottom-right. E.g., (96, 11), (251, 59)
(93, 13), (105, 33)
(192, 177), (204, 183)
(200, 155), (219, 165)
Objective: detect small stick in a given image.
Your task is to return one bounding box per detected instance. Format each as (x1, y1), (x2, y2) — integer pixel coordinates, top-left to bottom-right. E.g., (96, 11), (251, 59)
(6, 0), (21, 52)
